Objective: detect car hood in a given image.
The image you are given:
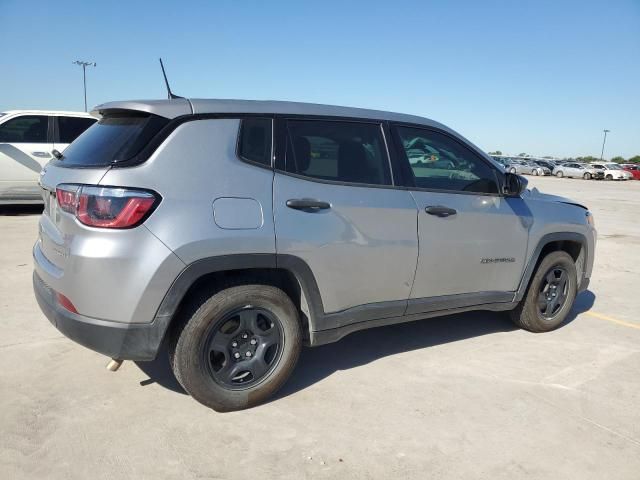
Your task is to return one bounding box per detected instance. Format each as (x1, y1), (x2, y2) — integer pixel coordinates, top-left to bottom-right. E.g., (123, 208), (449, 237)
(522, 188), (588, 210)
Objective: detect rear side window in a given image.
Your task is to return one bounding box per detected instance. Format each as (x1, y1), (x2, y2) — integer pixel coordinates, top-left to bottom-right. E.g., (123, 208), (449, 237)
(238, 118), (272, 166)
(0, 115), (49, 143)
(59, 113), (168, 167)
(57, 116), (97, 143)
(394, 126), (499, 194)
(286, 120), (391, 186)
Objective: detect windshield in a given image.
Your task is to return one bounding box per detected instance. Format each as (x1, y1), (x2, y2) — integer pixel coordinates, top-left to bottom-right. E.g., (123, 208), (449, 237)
(59, 113), (168, 167)
(605, 163), (622, 170)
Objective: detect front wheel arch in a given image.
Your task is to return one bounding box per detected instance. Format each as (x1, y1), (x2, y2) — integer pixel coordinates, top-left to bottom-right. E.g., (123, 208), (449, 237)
(515, 233), (588, 303)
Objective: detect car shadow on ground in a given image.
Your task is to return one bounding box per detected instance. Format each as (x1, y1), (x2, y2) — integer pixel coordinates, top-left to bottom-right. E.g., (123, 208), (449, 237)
(0, 204), (43, 216)
(135, 290), (596, 400)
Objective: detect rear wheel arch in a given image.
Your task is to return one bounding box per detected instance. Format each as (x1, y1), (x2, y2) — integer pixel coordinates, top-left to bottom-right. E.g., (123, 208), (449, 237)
(515, 233), (588, 302)
(156, 254), (324, 349)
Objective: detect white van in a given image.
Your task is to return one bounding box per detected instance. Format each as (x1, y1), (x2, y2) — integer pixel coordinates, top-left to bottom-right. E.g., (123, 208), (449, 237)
(0, 110), (97, 203)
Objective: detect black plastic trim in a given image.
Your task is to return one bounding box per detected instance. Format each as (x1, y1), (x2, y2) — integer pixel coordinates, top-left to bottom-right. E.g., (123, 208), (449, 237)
(406, 291), (513, 315)
(154, 254), (277, 319)
(514, 232), (590, 302)
(310, 300), (515, 346)
(33, 271), (163, 361)
(149, 253), (524, 349)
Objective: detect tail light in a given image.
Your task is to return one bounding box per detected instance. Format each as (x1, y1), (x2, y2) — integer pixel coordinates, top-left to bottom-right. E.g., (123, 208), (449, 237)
(55, 184), (159, 229)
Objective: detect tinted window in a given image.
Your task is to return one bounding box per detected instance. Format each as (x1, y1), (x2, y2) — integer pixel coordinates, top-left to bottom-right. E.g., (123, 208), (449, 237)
(394, 126), (498, 194)
(286, 120), (391, 186)
(58, 116), (97, 143)
(60, 114), (168, 167)
(0, 115), (48, 143)
(238, 118), (272, 166)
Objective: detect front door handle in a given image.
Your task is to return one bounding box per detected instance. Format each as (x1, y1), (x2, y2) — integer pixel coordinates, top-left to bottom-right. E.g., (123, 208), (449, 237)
(425, 205), (457, 217)
(32, 151), (51, 158)
(286, 199), (331, 211)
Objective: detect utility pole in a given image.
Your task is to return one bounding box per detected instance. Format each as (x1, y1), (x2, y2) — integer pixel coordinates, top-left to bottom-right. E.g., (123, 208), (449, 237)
(72, 60), (97, 112)
(600, 129), (610, 161)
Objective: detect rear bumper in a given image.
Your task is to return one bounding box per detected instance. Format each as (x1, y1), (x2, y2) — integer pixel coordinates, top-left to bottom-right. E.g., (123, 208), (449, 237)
(33, 271), (166, 361)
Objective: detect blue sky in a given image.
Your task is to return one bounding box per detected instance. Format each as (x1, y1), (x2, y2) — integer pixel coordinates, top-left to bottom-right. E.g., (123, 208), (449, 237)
(1, 0), (638, 158)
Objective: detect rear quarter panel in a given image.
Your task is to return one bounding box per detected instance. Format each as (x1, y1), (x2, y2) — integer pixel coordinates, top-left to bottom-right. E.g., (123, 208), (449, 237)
(98, 119), (276, 264)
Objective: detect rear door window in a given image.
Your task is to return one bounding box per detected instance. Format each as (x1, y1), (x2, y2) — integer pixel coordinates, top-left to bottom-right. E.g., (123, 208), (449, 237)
(285, 120), (391, 186)
(59, 113), (168, 167)
(0, 115), (49, 143)
(57, 116), (97, 144)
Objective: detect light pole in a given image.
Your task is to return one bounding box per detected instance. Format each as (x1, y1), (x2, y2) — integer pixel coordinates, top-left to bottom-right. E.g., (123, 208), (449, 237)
(600, 129), (610, 161)
(72, 60), (96, 112)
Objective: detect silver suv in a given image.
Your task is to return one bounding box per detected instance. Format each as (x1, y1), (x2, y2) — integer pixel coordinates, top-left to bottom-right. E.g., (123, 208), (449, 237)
(33, 99), (596, 411)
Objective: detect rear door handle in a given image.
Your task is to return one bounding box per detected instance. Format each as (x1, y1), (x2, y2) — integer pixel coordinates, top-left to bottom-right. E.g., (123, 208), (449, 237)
(425, 205), (457, 217)
(286, 199), (331, 211)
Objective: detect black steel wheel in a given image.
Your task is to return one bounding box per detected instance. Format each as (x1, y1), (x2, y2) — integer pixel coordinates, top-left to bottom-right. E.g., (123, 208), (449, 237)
(509, 250), (577, 332)
(537, 266), (569, 320)
(170, 283), (302, 411)
(203, 307), (283, 389)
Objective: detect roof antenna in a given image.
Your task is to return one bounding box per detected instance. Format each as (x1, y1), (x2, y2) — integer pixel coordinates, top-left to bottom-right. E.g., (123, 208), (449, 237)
(159, 58), (183, 100)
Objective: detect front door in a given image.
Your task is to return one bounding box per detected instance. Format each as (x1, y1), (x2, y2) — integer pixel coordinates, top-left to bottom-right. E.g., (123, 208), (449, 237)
(391, 125), (529, 314)
(0, 114), (52, 199)
(53, 115), (96, 153)
(273, 118), (418, 329)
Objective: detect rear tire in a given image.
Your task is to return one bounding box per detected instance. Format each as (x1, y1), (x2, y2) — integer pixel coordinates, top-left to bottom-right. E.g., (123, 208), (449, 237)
(556, 171), (563, 178)
(169, 284), (302, 411)
(532, 169), (539, 176)
(509, 251), (577, 333)
(510, 167), (517, 174)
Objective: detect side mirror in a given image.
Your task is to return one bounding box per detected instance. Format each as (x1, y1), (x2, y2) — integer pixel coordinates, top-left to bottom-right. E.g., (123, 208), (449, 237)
(503, 172), (528, 197)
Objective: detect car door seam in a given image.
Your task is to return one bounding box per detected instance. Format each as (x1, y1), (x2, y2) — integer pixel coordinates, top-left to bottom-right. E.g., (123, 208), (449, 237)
(404, 190), (421, 314)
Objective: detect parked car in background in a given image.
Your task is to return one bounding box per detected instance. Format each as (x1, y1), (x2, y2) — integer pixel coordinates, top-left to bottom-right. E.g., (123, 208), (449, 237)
(0, 110), (97, 204)
(534, 160), (557, 173)
(621, 164), (640, 180)
(490, 156), (511, 171)
(554, 162), (602, 180)
(590, 162), (632, 181)
(507, 160), (551, 176)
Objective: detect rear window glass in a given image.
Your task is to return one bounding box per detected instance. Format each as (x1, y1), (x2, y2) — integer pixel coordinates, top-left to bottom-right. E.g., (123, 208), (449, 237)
(59, 114), (168, 167)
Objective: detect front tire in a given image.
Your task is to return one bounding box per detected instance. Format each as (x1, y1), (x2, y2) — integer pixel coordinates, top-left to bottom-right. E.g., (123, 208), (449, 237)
(532, 169), (539, 176)
(556, 171), (564, 178)
(510, 167), (517, 174)
(583, 172), (591, 180)
(510, 251), (577, 332)
(170, 284), (302, 411)
(606, 174), (613, 180)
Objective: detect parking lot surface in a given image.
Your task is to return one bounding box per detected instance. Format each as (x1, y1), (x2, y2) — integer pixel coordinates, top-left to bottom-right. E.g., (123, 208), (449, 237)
(1, 176), (639, 480)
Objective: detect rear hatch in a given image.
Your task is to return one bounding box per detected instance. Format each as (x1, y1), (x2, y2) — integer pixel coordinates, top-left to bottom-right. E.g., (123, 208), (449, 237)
(38, 112), (170, 272)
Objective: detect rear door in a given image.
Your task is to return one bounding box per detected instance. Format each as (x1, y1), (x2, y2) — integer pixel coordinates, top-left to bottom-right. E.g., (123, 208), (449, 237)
(390, 124), (529, 314)
(0, 114), (53, 199)
(273, 118), (418, 329)
(53, 115), (97, 152)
